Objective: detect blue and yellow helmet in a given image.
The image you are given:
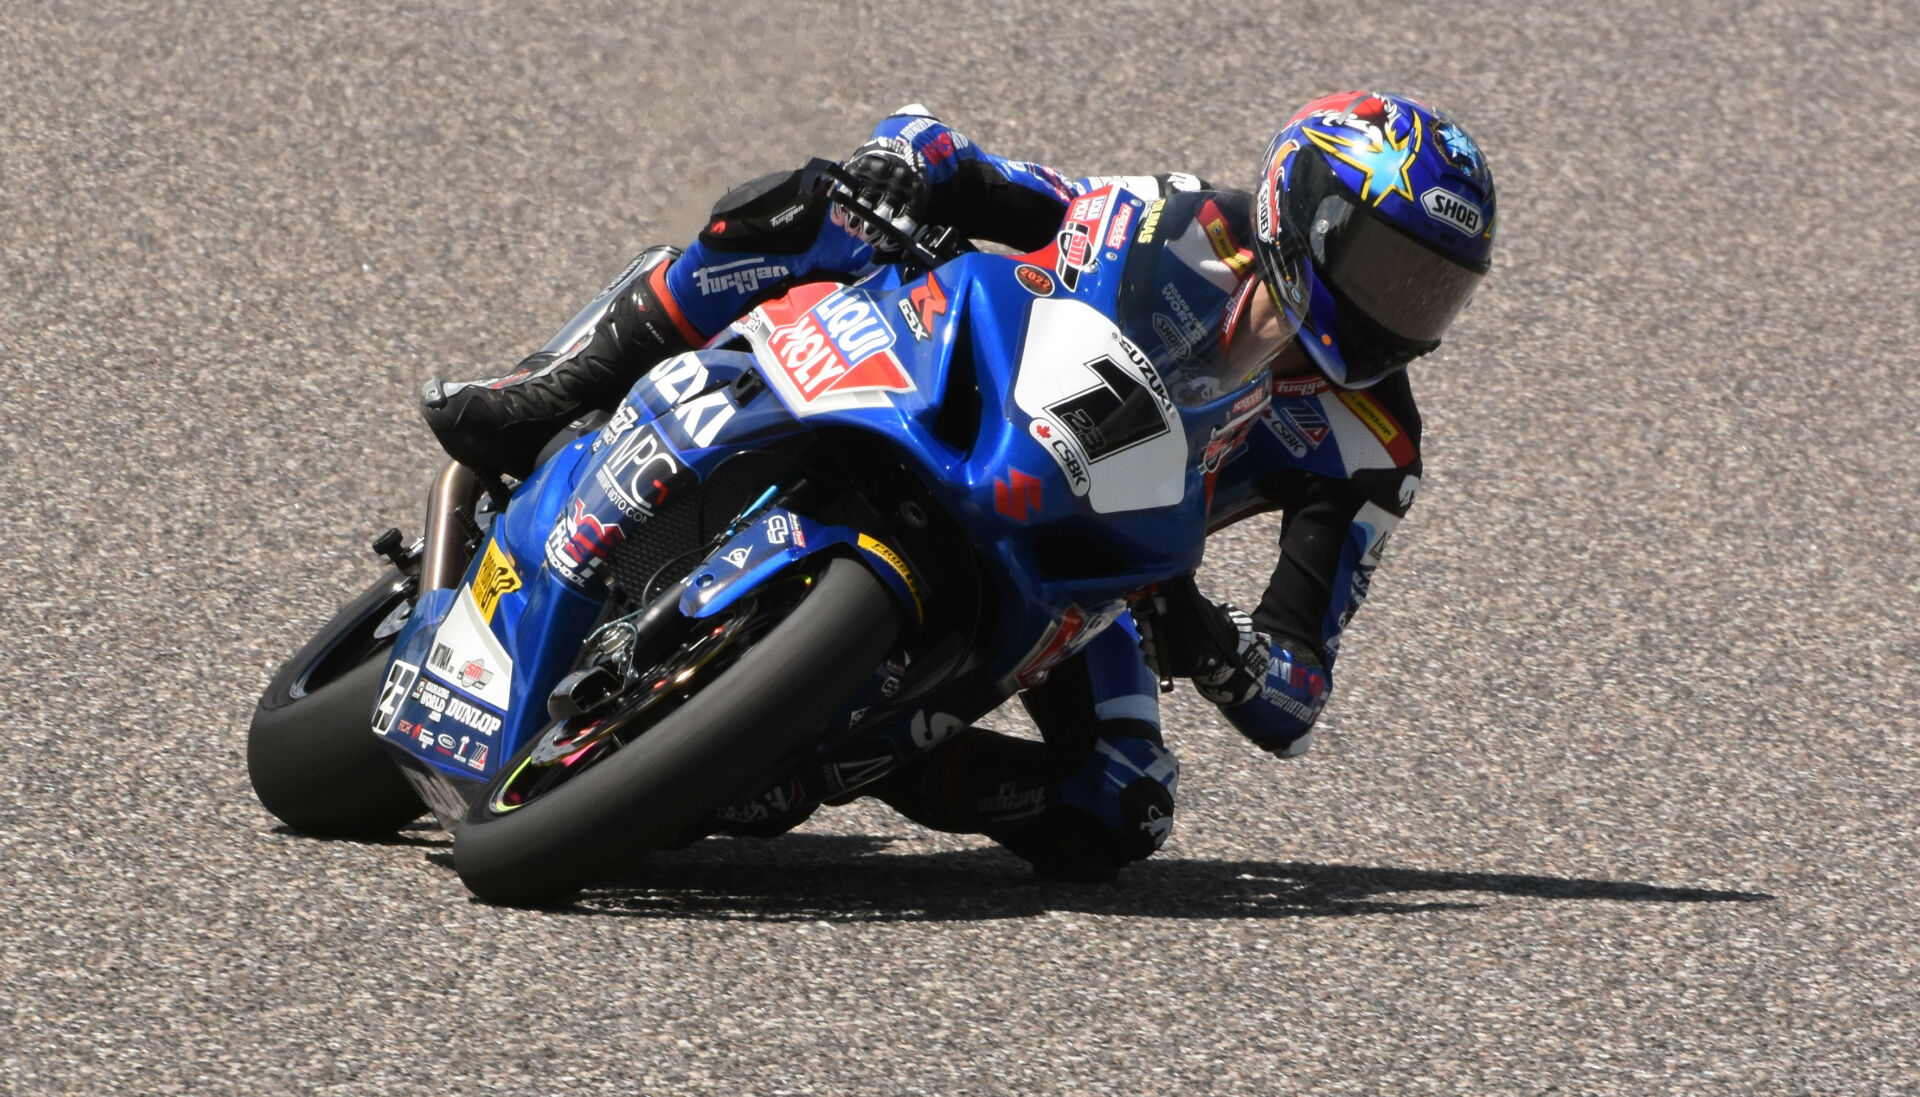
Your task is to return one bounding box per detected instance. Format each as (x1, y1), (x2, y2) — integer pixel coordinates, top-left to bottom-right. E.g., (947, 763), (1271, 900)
(1252, 91), (1497, 388)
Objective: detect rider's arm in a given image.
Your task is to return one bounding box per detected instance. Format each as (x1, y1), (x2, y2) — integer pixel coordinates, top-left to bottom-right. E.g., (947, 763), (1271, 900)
(1212, 371), (1424, 755)
(656, 165), (882, 339)
(864, 105), (1074, 251)
(655, 105), (1080, 336)
(866, 106), (1218, 249)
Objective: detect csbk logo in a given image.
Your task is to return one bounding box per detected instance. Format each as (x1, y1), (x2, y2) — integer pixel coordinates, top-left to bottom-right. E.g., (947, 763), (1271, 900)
(1420, 188), (1484, 236)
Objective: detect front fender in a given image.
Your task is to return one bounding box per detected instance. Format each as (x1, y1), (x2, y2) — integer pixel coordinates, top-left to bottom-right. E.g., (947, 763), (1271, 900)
(679, 506), (926, 627)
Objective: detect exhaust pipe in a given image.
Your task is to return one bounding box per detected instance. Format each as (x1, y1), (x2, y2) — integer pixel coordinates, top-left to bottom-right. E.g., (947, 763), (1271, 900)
(420, 461), (482, 591)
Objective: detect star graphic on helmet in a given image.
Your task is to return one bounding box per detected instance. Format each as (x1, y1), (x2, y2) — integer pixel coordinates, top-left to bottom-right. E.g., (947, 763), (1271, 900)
(1436, 122), (1485, 175)
(1307, 113), (1422, 206)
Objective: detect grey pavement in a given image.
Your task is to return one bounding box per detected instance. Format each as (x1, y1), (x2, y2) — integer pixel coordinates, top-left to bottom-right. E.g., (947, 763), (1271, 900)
(2, 1), (1916, 1093)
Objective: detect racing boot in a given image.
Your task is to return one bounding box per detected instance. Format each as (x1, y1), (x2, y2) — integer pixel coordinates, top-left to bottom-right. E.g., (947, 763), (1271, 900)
(869, 727), (1179, 882)
(420, 245), (700, 479)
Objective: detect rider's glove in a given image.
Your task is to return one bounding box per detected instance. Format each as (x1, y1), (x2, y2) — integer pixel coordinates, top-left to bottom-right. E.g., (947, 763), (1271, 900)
(1132, 575), (1246, 683)
(837, 138), (930, 258)
(1203, 627), (1330, 758)
(1190, 607), (1271, 705)
(1134, 585), (1327, 757)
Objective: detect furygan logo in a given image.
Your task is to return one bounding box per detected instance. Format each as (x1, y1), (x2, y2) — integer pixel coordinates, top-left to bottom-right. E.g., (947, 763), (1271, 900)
(1420, 188), (1484, 236)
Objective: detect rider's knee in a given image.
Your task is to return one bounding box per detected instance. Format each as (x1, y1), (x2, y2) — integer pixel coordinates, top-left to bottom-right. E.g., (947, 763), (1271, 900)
(1001, 736), (1179, 881)
(698, 168), (832, 254)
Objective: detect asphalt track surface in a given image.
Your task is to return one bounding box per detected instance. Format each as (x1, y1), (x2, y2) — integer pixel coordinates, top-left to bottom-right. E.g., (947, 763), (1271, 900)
(4, 1), (1917, 1093)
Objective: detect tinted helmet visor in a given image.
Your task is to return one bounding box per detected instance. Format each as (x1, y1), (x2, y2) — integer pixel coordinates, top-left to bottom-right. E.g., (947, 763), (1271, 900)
(1289, 151), (1485, 382)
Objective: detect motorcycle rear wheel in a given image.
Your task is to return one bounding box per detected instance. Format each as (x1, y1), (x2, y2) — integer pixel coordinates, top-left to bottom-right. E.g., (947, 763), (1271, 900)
(248, 574), (428, 837)
(454, 555), (901, 907)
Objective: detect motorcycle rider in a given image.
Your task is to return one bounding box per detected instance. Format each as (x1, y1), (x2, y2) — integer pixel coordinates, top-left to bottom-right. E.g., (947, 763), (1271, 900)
(421, 92), (1497, 879)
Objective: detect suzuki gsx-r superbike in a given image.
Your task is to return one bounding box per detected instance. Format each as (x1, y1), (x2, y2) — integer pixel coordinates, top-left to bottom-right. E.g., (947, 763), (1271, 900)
(248, 164), (1278, 906)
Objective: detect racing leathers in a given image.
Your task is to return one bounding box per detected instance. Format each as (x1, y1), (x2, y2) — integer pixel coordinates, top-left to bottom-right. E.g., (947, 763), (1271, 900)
(435, 105), (1423, 879)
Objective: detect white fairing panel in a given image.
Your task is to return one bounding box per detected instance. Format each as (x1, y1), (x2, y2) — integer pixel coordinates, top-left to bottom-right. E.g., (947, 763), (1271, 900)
(426, 587), (515, 711)
(1012, 299), (1187, 515)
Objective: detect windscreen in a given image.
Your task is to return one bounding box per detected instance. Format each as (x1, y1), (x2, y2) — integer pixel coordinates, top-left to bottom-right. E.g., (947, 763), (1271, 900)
(1114, 191), (1281, 406)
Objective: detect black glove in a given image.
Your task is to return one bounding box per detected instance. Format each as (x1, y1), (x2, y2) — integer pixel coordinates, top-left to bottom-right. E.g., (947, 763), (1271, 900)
(1191, 608), (1273, 706)
(1132, 575), (1249, 684)
(837, 138), (930, 258)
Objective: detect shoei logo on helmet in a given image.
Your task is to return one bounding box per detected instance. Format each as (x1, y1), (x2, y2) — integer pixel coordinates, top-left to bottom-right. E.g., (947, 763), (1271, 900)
(1420, 188), (1484, 236)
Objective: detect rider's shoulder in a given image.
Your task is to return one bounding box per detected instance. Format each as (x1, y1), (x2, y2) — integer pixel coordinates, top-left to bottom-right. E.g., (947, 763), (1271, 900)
(1074, 172), (1221, 201)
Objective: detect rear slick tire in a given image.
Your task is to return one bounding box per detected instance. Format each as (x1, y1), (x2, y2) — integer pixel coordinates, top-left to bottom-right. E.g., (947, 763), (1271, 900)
(248, 575), (427, 837)
(454, 556), (903, 907)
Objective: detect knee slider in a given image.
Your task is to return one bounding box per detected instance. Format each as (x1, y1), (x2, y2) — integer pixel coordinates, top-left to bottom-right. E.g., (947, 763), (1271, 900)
(1044, 737), (1179, 867)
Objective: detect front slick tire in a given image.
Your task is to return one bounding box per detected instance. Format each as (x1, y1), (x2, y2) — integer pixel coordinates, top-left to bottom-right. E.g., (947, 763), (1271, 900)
(248, 575), (426, 837)
(454, 556), (902, 907)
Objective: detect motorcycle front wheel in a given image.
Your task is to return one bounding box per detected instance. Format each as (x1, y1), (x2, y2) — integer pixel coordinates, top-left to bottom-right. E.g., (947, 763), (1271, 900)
(453, 555), (902, 907)
(247, 572), (428, 837)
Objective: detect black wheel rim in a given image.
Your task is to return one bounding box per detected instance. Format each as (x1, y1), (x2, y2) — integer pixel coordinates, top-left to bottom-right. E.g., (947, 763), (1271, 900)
(482, 573), (815, 818)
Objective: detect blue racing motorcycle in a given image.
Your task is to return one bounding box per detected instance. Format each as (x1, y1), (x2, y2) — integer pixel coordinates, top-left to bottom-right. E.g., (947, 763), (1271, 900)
(247, 166), (1277, 906)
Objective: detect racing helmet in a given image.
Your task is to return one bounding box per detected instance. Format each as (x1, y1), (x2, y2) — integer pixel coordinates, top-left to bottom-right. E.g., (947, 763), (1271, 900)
(1252, 91), (1496, 388)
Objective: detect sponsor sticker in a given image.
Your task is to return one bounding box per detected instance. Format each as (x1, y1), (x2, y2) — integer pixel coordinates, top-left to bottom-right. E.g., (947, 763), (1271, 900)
(1015, 264), (1055, 296)
(1336, 389), (1400, 445)
(1420, 187), (1484, 236)
(1029, 417), (1090, 496)
(1272, 374), (1331, 398)
(591, 401), (642, 453)
(897, 273), (947, 341)
(1283, 403), (1331, 446)
(594, 420), (691, 522)
(409, 673), (505, 738)
(1201, 421), (1249, 472)
(1069, 194), (1109, 222)
(1267, 413), (1310, 458)
(1005, 603), (1121, 690)
(1200, 199), (1254, 275)
(764, 289), (915, 408)
(1231, 387), (1269, 417)
(1156, 282), (1208, 358)
(856, 534), (925, 621)
(546, 498), (626, 588)
(1103, 202), (1136, 250)
(1152, 313), (1191, 359)
(1135, 198), (1166, 244)
(1055, 220), (1097, 291)
(470, 540), (521, 624)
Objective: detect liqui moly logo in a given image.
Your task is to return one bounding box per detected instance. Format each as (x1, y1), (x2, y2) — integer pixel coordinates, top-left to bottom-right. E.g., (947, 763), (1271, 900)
(765, 290), (913, 404)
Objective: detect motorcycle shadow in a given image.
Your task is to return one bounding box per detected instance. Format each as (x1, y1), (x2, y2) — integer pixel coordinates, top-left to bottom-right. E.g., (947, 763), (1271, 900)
(513, 833), (1773, 923)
